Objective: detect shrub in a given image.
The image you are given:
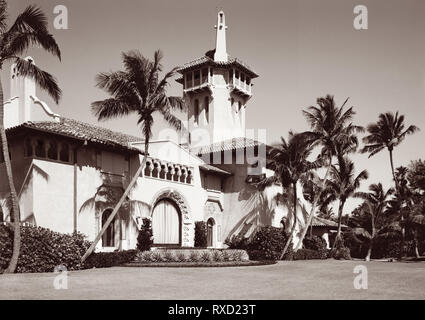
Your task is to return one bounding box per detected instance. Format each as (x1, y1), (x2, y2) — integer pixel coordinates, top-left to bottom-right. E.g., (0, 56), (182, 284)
(212, 250), (223, 262)
(0, 224), (91, 273)
(329, 236), (351, 260)
(222, 250), (231, 261)
(163, 251), (175, 262)
(136, 251), (152, 262)
(189, 251), (201, 262)
(225, 234), (249, 250)
(247, 226), (292, 261)
(293, 248), (322, 260)
(200, 251), (212, 262)
(137, 218), (153, 251)
(84, 250), (137, 268)
(303, 235), (328, 259)
(150, 251), (163, 262)
(175, 251), (187, 262)
(194, 221), (207, 248)
(330, 247), (351, 260)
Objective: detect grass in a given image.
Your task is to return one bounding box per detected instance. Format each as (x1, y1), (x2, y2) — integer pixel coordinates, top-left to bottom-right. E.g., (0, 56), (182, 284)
(0, 260), (424, 299)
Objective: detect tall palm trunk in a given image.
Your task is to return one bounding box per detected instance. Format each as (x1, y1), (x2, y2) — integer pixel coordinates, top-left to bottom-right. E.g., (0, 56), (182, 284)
(0, 79), (21, 274)
(414, 230), (420, 258)
(332, 198), (346, 250)
(365, 241), (373, 261)
(365, 216), (375, 261)
(389, 148), (405, 260)
(295, 155), (332, 250)
(280, 182), (297, 259)
(82, 138), (150, 262)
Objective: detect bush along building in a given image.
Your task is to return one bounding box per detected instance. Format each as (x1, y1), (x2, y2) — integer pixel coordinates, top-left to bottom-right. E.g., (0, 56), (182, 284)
(0, 11), (318, 252)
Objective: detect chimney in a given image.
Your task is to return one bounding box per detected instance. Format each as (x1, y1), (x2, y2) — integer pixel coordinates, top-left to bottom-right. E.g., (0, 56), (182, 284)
(5, 57), (36, 128)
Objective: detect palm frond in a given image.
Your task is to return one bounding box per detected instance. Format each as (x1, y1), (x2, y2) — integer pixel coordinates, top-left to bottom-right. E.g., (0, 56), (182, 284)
(14, 57), (61, 103)
(91, 98), (133, 120)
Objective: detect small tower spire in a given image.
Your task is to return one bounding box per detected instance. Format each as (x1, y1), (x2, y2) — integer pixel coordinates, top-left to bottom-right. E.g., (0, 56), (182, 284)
(214, 11), (228, 62)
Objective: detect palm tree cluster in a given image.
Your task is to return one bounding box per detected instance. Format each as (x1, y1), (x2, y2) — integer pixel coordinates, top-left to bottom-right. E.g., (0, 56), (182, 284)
(264, 94), (421, 259)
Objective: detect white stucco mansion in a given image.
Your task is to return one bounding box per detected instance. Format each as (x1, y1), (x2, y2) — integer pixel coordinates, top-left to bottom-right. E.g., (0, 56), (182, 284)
(0, 12), (337, 251)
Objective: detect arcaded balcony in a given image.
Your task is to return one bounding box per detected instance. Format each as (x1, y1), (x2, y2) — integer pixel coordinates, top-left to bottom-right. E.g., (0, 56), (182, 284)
(183, 67), (212, 94)
(229, 68), (252, 97)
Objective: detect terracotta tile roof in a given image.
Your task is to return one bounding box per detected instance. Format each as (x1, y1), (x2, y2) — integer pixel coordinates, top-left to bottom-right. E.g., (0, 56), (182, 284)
(199, 163), (232, 176)
(312, 217), (348, 229)
(192, 137), (267, 155)
(177, 54), (258, 78)
(6, 118), (143, 152)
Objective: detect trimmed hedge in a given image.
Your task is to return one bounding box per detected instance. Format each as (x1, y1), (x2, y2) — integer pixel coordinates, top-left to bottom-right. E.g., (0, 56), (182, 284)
(135, 249), (249, 263)
(194, 221), (208, 248)
(0, 224), (91, 273)
(83, 250), (137, 269)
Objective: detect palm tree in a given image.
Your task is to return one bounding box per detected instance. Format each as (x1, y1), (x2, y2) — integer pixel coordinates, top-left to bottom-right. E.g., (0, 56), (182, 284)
(82, 50), (185, 260)
(361, 112), (419, 192)
(322, 156), (369, 248)
(0, 2), (61, 273)
(351, 183), (394, 261)
(262, 131), (321, 258)
(295, 95), (363, 250)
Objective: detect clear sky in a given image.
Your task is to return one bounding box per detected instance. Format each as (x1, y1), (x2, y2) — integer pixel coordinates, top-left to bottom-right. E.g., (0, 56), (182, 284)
(6, 0), (425, 214)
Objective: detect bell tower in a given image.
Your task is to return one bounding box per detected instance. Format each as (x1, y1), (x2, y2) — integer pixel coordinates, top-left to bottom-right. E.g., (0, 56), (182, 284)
(177, 11), (258, 146)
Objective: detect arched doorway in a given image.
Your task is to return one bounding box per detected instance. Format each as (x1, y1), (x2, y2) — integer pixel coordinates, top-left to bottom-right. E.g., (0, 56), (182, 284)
(102, 209), (115, 247)
(152, 199), (181, 246)
(207, 218), (215, 247)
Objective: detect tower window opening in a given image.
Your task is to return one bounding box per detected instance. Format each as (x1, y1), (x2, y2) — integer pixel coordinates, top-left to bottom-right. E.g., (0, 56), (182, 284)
(47, 140), (58, 160)
(201, 68), (208, 84)
(35, 139), (45, 158)
(186, 72), (192, 88)
(220, 13), (223, 23)
(204, 96), (209, 124)
(238, 101), (242, 113)
(194, 70), (200, 86)
(25, 138), (33, 157)
(59, 142), (69, 162)
(194, 99), (199, 125)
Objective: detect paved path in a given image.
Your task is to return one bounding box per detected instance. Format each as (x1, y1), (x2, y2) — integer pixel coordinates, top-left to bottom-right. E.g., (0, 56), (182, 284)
(0, 260), (424, 299)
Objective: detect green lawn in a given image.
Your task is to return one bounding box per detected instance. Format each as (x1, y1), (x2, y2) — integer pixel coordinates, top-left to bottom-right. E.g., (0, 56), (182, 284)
(0, 260), (424, 299)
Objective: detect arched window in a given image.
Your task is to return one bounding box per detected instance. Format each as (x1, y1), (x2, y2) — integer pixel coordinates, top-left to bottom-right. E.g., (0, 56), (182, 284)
(102, 209), (115, 247)
(194, 99), (199, 125)
(47, 140), (58, 160)
(204, 96), (209, 124)
(59, 143), (69, 162)
(238, 101), (242, 112)
(35, 139), (45, 158)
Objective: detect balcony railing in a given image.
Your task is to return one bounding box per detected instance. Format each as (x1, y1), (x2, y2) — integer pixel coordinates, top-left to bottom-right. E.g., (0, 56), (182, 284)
(143, 156), (194, 185)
